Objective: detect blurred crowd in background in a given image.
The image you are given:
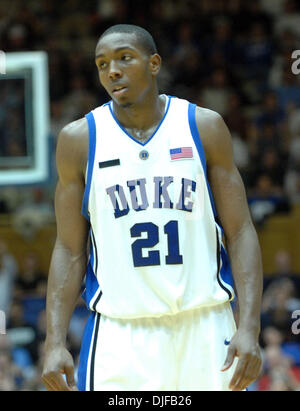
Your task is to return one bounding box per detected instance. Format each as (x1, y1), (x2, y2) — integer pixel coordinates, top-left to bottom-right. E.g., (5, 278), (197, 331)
(0, 0), (300, 391)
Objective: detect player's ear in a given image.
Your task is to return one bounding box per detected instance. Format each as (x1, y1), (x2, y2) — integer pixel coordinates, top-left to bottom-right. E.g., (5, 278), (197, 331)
(149, 53), (161, 77)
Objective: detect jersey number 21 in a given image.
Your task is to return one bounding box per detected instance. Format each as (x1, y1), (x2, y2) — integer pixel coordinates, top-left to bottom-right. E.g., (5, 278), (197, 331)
(130, 220), (183, 267)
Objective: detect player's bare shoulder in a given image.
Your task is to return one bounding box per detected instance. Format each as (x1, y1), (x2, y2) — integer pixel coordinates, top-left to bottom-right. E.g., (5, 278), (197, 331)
(56, 117), (89, 181)
(195, 106), (227, 141)
(195, 106), (233, 165)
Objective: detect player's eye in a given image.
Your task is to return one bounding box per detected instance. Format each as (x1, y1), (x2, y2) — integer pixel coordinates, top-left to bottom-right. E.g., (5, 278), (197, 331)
(121, 55), (132, 62)
(98, 61), (107, 70)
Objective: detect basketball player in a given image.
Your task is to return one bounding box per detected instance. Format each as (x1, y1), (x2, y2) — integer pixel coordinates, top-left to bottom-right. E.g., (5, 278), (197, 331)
(42, 24), (263, 391)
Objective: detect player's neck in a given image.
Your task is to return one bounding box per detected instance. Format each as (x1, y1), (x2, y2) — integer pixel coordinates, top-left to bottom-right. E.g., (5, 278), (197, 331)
(111, 89), (165, 132)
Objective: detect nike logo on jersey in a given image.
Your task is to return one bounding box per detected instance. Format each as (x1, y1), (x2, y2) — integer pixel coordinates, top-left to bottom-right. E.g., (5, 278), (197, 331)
(106, 176), (196, 219)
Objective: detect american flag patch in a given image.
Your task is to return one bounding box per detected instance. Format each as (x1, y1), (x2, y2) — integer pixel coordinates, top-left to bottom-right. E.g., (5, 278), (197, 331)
(170, 147), (193, 160)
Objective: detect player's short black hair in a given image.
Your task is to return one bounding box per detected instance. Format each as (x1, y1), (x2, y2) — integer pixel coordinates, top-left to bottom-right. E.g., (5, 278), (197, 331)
(98, 24), (158, 56)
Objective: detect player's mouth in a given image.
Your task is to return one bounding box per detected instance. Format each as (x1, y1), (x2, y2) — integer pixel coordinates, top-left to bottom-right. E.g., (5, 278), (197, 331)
(112, 85), (128, 96)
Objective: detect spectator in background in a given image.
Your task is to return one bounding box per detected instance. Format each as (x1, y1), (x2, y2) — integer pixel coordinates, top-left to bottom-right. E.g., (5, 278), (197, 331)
(285, 122), (300, 202)
(248, 122), (288, 187)
(272, 249), (297, 277)
(275, 66), (300, 112)
(47, 50), (69, 101)
(287, 103), (300, 141)
(261, 325), (284, 349)
(171, 22), (200, 83)
(260, 0), (285, 16)
(258, 345), (300, 390)
(269, 50), (296, 89)
(274, 0), (300, 38)
(33, 0), (59, 42)
(273, 250), (299, 281)
(231, 132), (250, 176)
(2, 24), (30, 52)
(200, 67), (233, 116)
(262, 250), (300, 341)
(261, 277), (298, 335)
(50, 100), (68, 139)
(244, 0), (273, 33)
(257, 123), (281, 154)
(0, 335), (22, 391)
(60, 75), (98, 123)
(285, 155), (300, 203)
(202, 17), (237, 72)
(12, 187), (54, 241)
(242, 22), (273, 84)
(224, 92), (247, 140)
(15, 252), (45, 298)
(277, 29), (299, 55)
(0, 351), (18, 391)
(248, 174), (290, 226)
(256, 91), (286, 133)
(223, 92), (250, 177)
(254, 149), (287, 190)
(171, 49), (202, 96)
(6, 300), (39, 364)
(261, 321), (300, 368)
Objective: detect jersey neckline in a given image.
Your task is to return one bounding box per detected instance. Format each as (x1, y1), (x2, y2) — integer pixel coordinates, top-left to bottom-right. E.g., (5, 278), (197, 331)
(108, 95), (172, 147)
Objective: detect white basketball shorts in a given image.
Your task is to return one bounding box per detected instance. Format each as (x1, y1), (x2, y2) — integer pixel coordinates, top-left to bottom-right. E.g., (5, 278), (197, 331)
(77, 301), (238, 391)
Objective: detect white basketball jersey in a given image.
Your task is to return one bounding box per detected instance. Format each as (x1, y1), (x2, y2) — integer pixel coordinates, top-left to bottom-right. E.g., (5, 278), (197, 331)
(81, 95), (234, 319)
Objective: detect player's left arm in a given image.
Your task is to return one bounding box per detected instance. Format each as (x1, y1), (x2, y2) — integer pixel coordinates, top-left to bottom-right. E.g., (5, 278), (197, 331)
(196, 107), (263, 391)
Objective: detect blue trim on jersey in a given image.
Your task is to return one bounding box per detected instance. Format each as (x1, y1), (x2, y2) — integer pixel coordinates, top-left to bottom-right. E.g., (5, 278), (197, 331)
(81, 112), (97, 221)
(82, 263), (98, 306)
(88, 312), (101, 391)
(77, 311), (96, 391)
(188, 103), (207, 173)
(188, 103), (217, 217)
(90, 229), (98, 280)
(108, 95), (172, 147)
(82, 232), (101, 309)
(220, 244), (235, 290)
(189, 103), (234, 298)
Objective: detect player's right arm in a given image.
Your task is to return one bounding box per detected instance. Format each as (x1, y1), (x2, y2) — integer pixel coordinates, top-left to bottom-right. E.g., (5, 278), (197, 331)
(42, 118), (89, 391)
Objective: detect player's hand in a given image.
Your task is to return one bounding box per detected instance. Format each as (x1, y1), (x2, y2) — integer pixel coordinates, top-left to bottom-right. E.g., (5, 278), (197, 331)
(221, 329), (262, 391)
(42, 345), (78, 391)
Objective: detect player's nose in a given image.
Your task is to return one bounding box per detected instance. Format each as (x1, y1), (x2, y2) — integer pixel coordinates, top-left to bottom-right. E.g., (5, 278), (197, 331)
(108, 61), (122, 81)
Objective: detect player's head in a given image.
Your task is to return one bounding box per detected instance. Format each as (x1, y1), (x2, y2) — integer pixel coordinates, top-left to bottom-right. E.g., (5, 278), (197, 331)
(95, 24), (161, 107)
(99, 24), (158, 56)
